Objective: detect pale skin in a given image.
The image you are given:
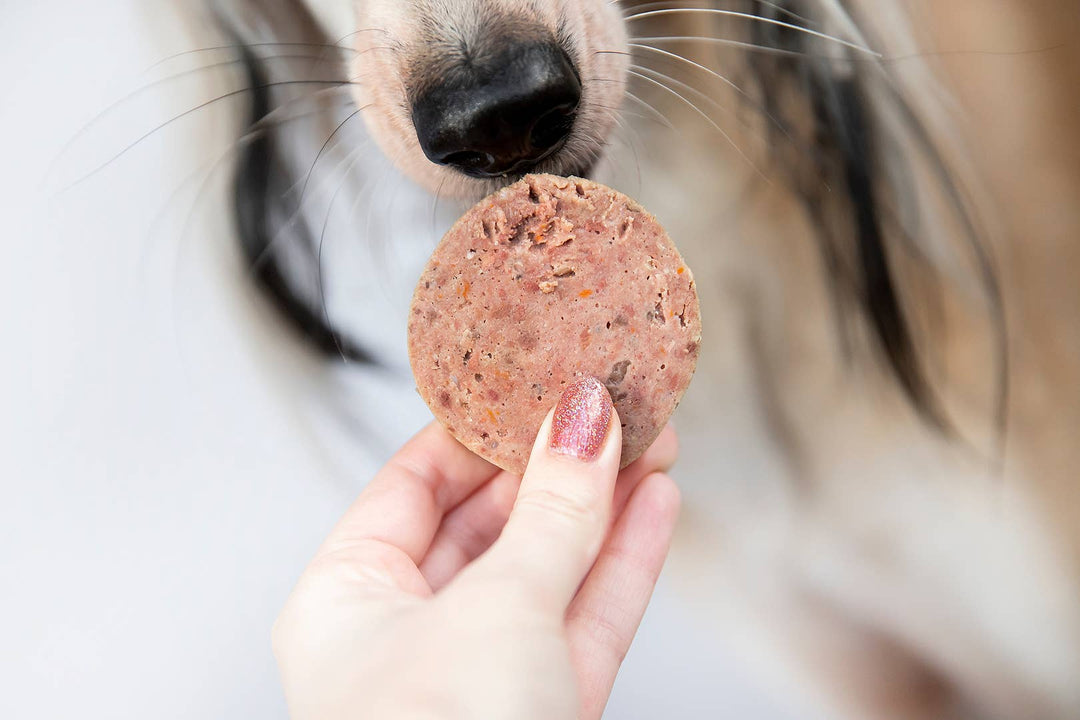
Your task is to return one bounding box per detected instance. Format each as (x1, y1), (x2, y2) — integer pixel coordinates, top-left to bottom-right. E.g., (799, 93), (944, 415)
(273, 403), (680, 720)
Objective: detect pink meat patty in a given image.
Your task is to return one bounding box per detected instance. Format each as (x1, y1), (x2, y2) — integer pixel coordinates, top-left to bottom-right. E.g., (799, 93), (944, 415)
(408, 174), (701, 475)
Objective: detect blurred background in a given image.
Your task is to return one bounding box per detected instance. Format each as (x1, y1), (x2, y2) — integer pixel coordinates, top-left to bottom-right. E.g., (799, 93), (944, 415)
(3, 1), (1078, 719)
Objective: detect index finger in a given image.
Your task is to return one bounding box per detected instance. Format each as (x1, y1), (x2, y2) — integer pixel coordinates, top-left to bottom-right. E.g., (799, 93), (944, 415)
(469, 379), (623, 611)
(316, 422), (502, 566)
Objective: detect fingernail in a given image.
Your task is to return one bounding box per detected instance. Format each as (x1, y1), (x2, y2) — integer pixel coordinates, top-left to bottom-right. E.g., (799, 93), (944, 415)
(550, 377), (613, 462)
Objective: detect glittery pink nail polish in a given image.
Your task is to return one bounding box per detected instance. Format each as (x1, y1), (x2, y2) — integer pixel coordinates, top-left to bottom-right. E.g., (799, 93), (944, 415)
(549, 377), (613, 462)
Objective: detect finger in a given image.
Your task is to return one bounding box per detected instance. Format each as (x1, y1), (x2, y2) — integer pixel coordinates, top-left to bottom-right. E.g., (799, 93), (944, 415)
(610, 423), (678, 523)
(418, 470), (520, 591)
(316, 422), (501, 569)
(419, 424), (678, 591)
(566, 472), (681, 720)
(468, 377), (622, 610)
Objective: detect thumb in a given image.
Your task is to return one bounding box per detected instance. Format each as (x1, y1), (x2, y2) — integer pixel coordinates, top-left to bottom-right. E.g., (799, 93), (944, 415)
(469, 377), (622, 611)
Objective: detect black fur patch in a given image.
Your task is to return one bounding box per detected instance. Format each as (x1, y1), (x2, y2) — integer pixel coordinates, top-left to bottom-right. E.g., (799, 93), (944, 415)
(223, 8), (374, 363)
(747, 0), (948, 428)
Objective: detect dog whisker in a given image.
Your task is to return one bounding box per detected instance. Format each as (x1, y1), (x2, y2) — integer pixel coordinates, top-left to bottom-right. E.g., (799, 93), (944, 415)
(330, 27), (394, 47)
(334, 165), (397, 309)
(630, 35), (859, 62)
(364, 141), (410, 273)
(431, 175), (449, 239)
(617, 0), (817, 28)
(60, 80), (360, 193)
(627, 61), (773, 159)
(297, 106), (369, 205)
(626, 67), (768, 182)
(629, 63), (742, 127)
(144, 42), (356, 74)
(304, 39), (401, 78)
(628, 124), (644, 195)
(606, 111), (645, 195)
(881, 42), (1068, 65)
(49, 53), (346, 186)
(624, 8), (880, 57)
(248, 129), (370, 274)
(136, 100), (344, 295)
(628, 43), (792, 141)
(169, 114), (357, 354)
(750, 0), (816, 26)
(629, 43), (743, 103)
(630, 33), (813, 58)
(315, 147), (372, 363)
(621, 88), (678, 130)
(52, 52), (347, 172)
(592, 102), (669, 130)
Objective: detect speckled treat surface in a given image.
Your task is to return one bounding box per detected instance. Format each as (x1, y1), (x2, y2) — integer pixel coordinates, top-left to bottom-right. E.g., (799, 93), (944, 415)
(408, 174), (701, 475)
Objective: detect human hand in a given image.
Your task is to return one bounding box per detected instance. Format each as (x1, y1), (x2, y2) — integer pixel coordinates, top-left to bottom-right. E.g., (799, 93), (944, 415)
(273, 378), (680, 720)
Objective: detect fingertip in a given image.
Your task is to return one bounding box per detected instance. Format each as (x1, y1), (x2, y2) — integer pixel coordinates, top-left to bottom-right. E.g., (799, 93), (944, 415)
(546, 377), (620, 465)
(469, 380), (624, 610)
(654, 424), (680, 467)
(639, 472), (682, 527)
(658, 423), (679, 463)
(620, 424), (679, 481)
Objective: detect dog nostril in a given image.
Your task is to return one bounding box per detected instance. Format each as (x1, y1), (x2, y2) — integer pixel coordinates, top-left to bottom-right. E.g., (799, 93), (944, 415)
(411, 42), (581, 178)
(439, 151), (497, 173)
(530, 105), (577, 153)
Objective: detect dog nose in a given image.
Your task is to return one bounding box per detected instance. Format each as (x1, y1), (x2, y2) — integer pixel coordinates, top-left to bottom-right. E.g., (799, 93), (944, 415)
(411, 43), (581, 177)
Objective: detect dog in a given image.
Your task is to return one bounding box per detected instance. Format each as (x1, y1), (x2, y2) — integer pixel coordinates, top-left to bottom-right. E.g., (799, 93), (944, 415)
(38, 0), (1080, 718)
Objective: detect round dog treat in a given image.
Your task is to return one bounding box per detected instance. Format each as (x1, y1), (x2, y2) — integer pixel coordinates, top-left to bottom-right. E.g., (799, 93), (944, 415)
(408, 174), (701, 475)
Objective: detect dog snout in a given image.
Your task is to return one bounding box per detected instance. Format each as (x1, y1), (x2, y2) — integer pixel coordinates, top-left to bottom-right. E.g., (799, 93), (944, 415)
(411, 43), (581, 178)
